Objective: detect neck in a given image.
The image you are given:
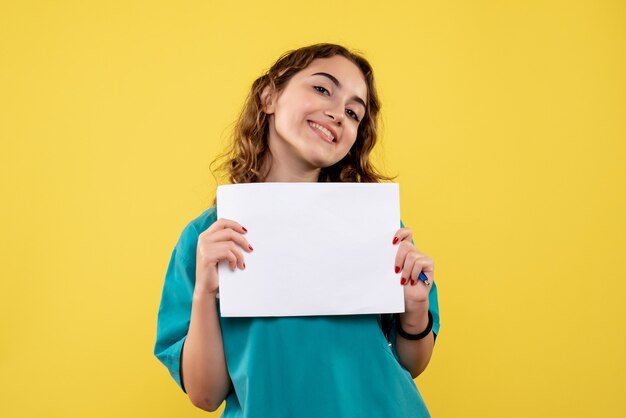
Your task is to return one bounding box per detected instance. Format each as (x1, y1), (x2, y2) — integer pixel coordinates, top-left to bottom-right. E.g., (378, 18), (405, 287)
(263, 158), (321, 182)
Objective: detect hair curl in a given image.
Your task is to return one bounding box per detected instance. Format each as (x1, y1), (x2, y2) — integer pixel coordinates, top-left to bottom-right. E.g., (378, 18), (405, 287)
(209, 43), (396, 206)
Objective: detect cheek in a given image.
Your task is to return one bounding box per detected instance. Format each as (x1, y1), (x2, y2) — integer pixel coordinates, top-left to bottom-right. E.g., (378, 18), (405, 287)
(277, 95), (316, 128)
(296, 97), (318, 119)
(344, 125), (359, 145)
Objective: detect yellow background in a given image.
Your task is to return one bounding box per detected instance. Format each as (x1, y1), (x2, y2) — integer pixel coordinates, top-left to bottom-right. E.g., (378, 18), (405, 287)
(1, 1), (625, 417)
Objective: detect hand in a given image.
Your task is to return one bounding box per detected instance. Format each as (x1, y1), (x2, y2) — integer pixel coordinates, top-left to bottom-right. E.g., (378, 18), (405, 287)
(195, 218), (253, 296)
(392, 227), (434, 306)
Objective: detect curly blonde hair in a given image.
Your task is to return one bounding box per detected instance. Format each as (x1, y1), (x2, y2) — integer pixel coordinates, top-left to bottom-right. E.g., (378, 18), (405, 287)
(209, 43), (396, 206)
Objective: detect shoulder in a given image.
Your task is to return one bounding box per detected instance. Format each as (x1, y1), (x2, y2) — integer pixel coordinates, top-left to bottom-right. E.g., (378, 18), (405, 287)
(186, 206), (218, 233)
(175, 206), (218, 257)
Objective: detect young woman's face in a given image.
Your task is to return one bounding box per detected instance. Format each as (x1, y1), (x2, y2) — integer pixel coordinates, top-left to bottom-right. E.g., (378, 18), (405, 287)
(263, 55), (368, 173)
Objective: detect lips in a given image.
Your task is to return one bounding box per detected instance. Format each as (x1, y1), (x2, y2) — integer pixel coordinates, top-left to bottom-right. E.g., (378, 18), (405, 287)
(307, 120), (337, 144)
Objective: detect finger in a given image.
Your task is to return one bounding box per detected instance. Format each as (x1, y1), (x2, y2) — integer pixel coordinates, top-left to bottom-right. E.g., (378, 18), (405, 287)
(215, 245), (239, 271)
(409, 257), (426, 285)
(392, 227), (413, 245)
(204, 242), (242, 271)
(227, 243), (245, 270)
(402, 251), (420, 286)
(394, 241), (413, 277)
(411, 257), (434, 286)
(205, 228), (253, 253)
(206, 217), (248, 236)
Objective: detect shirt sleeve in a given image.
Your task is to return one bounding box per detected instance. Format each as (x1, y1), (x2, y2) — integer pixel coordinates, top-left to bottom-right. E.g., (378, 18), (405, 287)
(153, 221), (200, 393)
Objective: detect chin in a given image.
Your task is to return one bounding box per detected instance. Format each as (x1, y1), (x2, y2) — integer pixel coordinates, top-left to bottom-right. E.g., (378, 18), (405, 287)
(305, 153), (340, 169)
(298, 137), (347, 169)
(299, 150), (332, 168)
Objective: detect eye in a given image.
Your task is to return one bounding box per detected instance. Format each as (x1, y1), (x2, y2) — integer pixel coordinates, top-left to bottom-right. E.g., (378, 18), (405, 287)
(313, 86), (330, 95)
(346, 109), (360, 122)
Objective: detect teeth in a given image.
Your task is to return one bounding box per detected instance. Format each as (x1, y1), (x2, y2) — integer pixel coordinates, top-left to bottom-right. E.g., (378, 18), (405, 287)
(309, 121), (334, 142)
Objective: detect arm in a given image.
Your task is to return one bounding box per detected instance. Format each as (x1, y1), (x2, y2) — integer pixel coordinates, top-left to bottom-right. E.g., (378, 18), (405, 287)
(395, 301), (435, 379)
(183, 217), (252, 411)
(392, 221), (440, 379)
(182, 290), (232, 412)
(154, 214), (246, 413)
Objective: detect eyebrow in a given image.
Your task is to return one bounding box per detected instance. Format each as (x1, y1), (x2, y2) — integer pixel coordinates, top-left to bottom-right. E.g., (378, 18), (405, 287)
(310, 72), (367, 110)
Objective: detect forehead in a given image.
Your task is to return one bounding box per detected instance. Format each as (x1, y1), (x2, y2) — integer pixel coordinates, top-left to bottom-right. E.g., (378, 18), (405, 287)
(298, 56), (368, 100)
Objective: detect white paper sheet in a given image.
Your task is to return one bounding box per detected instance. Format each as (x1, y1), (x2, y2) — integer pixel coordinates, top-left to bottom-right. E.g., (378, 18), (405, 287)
(216, 182), (404, 317)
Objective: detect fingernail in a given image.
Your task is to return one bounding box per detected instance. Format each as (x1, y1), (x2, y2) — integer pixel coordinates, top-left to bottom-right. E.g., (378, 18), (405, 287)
(242, 226), (248, 232)
(410, 279), (416, 286)
(395, 266), (400, 274)
(400, 278), (407, 285)
(392, 237), (399, 244)
(249, 245), (253, 251)
(243, 262), (246, 269)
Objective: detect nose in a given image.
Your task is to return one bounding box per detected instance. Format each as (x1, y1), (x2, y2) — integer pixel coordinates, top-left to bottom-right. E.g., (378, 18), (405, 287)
(324, 103), (345, 124)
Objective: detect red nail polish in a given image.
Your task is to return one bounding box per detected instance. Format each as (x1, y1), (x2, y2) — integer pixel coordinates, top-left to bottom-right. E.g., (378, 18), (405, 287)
(400, 278), (407, 285)
(243, 262), (246, 269)
(249, 245), (253, 251)
(410, 279), (416, 286)
(395, 266), (400, 274)
(393, 237), (399, 244)
(242, 227), (248, 232)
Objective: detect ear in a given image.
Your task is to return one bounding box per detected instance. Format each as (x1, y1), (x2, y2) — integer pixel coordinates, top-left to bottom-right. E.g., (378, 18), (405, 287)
(260, 85), (276, 114)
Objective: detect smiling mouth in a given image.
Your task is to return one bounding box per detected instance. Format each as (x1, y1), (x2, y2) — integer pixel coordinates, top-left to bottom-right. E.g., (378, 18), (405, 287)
(307, 121), (336, 144)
